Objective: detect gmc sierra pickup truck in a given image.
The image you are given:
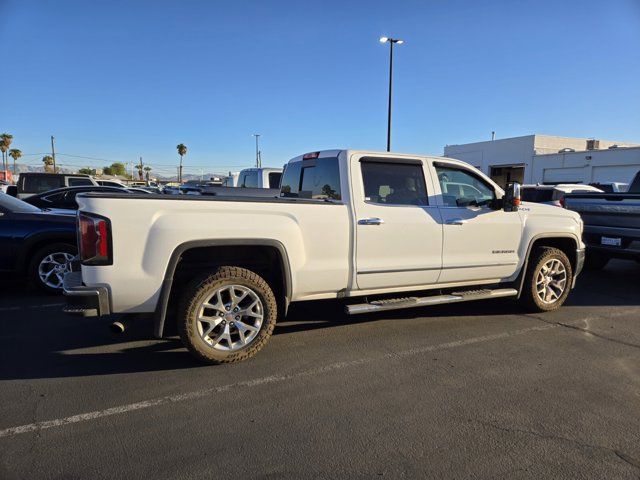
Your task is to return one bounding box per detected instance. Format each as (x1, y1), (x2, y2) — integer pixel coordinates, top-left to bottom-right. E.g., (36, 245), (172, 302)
(64, 150), (585, 364)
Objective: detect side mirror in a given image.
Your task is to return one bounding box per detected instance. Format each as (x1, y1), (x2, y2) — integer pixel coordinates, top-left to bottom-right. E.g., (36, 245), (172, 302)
(503, 182), (521, 212)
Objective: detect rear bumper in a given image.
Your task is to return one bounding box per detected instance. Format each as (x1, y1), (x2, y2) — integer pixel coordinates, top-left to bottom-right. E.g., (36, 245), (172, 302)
(62, 271), (111, 317)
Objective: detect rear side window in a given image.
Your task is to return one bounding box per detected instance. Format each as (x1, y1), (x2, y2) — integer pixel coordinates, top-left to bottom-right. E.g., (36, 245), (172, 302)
(68, 177), (93, 187)
(240, 171), (259, 188)
(23, 176), (64, 193)
(361, 161), (428, 206)
(268, 172), (282, 189)
(521, 188), (553, 203)
(280, 157), (341, 200)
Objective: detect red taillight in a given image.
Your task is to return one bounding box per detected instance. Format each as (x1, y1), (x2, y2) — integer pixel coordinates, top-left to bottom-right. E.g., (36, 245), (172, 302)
(559, 196), (566, 208)
(78, 213), (112, 265)
(303, 151), (320, 159)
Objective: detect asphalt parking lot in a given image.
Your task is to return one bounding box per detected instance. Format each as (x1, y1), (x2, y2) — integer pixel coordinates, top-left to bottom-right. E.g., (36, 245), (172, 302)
(1, 261), (639, 479)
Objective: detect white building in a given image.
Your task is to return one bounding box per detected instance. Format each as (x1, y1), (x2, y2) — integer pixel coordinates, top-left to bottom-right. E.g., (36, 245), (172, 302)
(443, 134), (640, 186)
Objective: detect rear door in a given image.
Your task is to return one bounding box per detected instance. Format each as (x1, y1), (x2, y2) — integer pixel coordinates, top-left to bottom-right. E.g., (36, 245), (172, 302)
(352, 156), (443, 290)
(433, 162), (522, 284)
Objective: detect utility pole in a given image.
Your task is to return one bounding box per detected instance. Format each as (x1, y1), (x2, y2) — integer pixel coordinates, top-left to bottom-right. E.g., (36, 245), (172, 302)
(139, 156), (144, 181)
(51, 135), (57, 173)
(253, 134), (261, 168)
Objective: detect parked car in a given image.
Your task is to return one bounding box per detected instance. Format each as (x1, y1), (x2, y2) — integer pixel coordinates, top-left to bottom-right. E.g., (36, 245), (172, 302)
(126, 187), (153, 194)
(97, 180), (127, 188)
(521, 184), (603, 207)
(588, 182), (629, 193)
(0, 192), (77, 292)
(564, 171), (640, 269)
(16, 173), (98, 199)
(22, 186), (129, 210)
(64, 149), (585, 364)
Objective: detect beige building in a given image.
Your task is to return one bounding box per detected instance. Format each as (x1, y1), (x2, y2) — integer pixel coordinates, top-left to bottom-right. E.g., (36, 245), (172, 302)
(444, 134), (639, 186)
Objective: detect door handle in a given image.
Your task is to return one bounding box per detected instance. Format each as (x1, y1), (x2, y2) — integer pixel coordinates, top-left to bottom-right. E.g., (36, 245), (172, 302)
(445, 218), (467, 225)
(358, 217), (385, 226)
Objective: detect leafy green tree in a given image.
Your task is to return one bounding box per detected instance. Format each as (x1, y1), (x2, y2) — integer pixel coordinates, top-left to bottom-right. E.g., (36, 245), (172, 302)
(103, 162), (127, 177)
(144, 165), (152, 181)
(78, 167), (95, 175)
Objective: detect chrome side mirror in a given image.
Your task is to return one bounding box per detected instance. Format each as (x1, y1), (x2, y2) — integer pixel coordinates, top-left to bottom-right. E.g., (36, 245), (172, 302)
(503, 182), (521, 212)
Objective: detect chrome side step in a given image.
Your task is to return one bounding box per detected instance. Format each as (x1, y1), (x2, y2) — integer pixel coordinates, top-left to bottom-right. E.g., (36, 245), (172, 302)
(345, 288), (518, 315)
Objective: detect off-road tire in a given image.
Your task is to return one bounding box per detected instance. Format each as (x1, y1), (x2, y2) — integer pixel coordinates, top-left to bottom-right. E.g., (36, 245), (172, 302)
(584, 252), (609, 271)
(520, 247), (573, 312)
(178, 266), (277, 364)
(28, 243), (77, 294)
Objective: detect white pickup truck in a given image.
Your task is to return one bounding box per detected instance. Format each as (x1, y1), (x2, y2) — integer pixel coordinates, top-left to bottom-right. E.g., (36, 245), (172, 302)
(64, 150), (585, 364)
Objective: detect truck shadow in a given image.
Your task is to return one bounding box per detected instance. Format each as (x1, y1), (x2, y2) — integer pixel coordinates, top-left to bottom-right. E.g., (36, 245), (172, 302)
(0, 261), (638, 380)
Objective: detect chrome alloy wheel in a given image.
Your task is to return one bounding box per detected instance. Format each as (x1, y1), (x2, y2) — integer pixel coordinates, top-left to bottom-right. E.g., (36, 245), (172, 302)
(535, 259), (567, 304)
(196, 285), (264, 351)
(38, 252), (74, 290)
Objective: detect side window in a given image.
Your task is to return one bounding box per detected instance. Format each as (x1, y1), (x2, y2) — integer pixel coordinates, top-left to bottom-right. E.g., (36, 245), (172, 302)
(42, 191), (66, 204)
(68, 177), (93, 187)
(241, 171), (259, 188)
(361, 161), (428, 206)
(24, 176), (64, 193)
(436, 165), (495, 207)
(280, 157), (341, 200)
(280, 162), (302, 197)
(268, 172), (282, 189)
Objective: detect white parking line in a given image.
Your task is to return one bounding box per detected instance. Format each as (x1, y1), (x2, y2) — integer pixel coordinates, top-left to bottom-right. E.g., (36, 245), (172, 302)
(0, 324), (555, 438)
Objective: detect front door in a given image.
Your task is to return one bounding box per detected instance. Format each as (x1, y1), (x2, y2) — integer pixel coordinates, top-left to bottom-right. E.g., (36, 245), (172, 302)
(434, 163), (522, 284)
(353, 157), (443, 290)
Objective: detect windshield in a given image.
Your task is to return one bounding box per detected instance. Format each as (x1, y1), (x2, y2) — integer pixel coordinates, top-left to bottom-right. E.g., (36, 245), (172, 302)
(0, 192), (43, 213)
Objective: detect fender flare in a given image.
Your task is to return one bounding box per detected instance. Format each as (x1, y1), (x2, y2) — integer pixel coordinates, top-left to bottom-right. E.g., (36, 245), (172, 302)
(515, 233), (581, 298)
(153, 239), (292, 338)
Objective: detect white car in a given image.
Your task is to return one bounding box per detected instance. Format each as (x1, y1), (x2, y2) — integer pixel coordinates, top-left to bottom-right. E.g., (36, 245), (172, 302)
(64, 150), (585, 364)
(521, 184), (603, 207)
(237, 167), (282, 189)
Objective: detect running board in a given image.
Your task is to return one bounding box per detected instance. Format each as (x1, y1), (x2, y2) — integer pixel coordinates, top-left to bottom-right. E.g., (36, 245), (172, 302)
(345, 288), (518, 315)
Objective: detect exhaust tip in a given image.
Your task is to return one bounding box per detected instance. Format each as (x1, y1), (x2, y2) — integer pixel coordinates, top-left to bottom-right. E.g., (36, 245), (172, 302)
(109, 321), (126, 334)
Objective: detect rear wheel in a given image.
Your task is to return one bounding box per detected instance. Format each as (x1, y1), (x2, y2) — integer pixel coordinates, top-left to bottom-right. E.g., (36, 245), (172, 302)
(29, 243), (77, 293)
(520, 247), (573, 312)
(178, 267), (277, 364)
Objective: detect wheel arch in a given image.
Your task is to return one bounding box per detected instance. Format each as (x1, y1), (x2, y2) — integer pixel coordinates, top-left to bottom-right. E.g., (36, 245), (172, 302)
(153, 239), (292, 338)
(516, 234), (581, 298)
(19, 233), (77, 273)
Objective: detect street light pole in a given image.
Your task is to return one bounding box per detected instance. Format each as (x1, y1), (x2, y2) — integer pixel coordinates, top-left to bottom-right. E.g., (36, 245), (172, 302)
(379, 36), (404, 152)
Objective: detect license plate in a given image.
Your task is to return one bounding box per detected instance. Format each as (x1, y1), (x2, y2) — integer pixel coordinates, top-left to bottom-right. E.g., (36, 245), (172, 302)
(601, 236), (622, 247)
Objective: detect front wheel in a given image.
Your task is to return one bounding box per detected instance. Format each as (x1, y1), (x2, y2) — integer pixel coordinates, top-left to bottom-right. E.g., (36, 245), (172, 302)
(178, 267), (277, 364)
(520, 247), (573, 312)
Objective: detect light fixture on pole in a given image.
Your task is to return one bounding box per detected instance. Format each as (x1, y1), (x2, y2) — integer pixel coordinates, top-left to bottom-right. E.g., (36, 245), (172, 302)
(379, 36), (404, 152)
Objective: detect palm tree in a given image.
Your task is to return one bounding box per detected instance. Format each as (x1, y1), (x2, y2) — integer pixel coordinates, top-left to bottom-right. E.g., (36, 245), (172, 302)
(42, 155), (55, 173)
(143, 165), (152, 182)
(0, 133), (13, 173)
(8, 149), (22, 175)
(176, 143), (187, 183)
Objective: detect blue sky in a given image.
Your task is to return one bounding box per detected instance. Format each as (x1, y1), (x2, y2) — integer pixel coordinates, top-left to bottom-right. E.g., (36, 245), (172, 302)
(2, 0), (639, 176)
